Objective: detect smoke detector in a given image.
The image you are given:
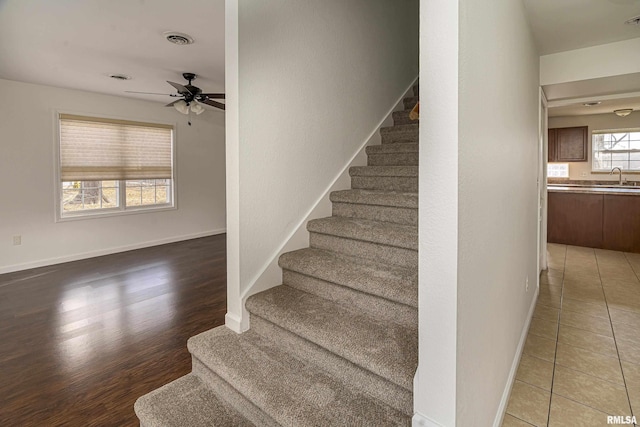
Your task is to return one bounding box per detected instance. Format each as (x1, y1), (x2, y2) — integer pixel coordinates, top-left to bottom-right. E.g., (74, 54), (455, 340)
(625, 15), (640, 26)
(109, 74), (131, 80)
(163, 31), (194, 45)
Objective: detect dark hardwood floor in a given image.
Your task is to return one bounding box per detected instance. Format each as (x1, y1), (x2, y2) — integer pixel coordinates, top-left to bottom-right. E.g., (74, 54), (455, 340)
(0, 235), (227, 426)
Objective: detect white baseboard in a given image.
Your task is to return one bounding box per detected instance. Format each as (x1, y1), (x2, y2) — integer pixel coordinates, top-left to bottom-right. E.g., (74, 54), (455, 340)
(493, 287), (540, 427)
(0, 228), (226, 275)
(413, 412), (446, 427)
(231, 76), (420, 329)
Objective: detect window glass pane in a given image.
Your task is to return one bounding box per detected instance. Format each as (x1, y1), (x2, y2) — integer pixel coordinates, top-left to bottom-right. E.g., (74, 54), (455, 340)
(126, 180), (143, 206)
(61, 181), (120, 213)
(592, 129), (640, 172)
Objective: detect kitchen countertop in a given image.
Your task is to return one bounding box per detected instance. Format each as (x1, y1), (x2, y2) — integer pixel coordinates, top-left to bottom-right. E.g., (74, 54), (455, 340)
(548, 184), (640, 195)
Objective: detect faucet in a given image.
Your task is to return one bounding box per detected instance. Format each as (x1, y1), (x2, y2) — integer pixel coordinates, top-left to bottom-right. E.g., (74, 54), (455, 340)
(610, 167), (623, 185)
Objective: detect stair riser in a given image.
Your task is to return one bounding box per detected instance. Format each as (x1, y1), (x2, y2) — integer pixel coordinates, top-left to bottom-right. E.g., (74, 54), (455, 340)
(381, 131), (418, 144)
(332, 202), (417, 226)
(392, 111), (419, 126)
(283, 270), (417, 328)
(191, 357), (279, 427)
(366, 143), (419, 155)
(403, 97), (419, 110)
(367, 152), (419, 166)
(309, 232), (418, 269)
(352, 176), (418, 192)
(249, 314), (413, 416)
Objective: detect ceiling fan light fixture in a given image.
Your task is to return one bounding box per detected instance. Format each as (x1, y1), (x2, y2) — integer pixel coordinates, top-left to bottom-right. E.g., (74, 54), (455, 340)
(191, 103), (205, 115)
(625, 15), (640, 26)
(163, 31), (194, 45)
(173, 100), (190, 115)
(583, 102), (601, 107)
(614, 109), (633, 117)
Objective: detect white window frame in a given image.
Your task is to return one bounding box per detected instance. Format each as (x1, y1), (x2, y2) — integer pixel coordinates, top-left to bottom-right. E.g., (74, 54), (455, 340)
(591, 128), (640, 174)
(53, 111), (178, 222)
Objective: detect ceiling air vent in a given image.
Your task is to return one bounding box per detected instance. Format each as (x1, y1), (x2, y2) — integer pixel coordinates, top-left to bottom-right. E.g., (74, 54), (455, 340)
(625, 15), (640, 26)
(163, 31), (194, 45)
(109, 74), (131, 80)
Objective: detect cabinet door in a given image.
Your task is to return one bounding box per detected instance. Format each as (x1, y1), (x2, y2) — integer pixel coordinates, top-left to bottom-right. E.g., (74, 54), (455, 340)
(556, 126), (588, 162)
(603, 195), (640, 252)
(548, 128), (557, 162)
(547, 192), (603, 248)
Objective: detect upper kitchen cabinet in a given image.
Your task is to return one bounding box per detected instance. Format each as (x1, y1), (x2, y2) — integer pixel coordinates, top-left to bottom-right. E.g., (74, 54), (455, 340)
(548, 126), (588, 162)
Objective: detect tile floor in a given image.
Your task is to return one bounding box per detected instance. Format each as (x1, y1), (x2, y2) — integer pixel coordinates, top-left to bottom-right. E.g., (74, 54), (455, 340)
(503, 244), (640, 427)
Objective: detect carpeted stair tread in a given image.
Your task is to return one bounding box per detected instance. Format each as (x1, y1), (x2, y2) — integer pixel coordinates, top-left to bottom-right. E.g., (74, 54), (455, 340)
(279, 248), (417, 307)
(403, 96), (419, 110)
(134, 374), (253, 427)
(366, 143), (418, 154)
(349, 166), (418, 177)
(392, 110), (419, 126)
(330, 189), (417, 208)
(245, 285), (417, 391)
(307, 216), (417, 250)
(188, 327), (409, 426)
(380, 124), (418, 144)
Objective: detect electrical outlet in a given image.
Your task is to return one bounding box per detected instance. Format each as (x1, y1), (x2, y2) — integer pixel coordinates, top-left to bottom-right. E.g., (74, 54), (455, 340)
(526, 276), (529, 292)
(12, 235), (21, 246)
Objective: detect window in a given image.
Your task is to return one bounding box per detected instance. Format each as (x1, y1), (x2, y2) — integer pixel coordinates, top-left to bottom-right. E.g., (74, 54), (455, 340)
(592, 129), (640, 172)
(57, 114), (174, 219)
(547, 163), (569, 178)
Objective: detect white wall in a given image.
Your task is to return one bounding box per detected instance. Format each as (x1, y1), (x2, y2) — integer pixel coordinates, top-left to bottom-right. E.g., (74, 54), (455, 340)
(0, 78), (226, 273)
(225, 0), (419, 330)
(549, 111), (640, 181)
(415, 0), (540, 425)
(457, 0), (540, 424)
(541, 37), (640, 86)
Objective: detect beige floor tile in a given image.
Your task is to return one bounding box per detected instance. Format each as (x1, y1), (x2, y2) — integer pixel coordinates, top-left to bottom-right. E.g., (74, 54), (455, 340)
(562, 286), (606, 304)
(563, 269), (600, 281)
(616, 338), (640, 365)
(552, 365), (631, 416)
(560, 310), (613, 337)
(612, 322), (640, 345)
(515, 354), (554, 391)
(561, 297), (609, 320)
(533, 303), (560, 322)
(538, 294), (561, 309)
(621, 360), (640, 385)
(627, 387), (640, 418)
(548, 395), (611, 427)
(545, 268), (565, 279)
(529, 317), (558, 340)
(604, 288), (640, 314)
(557, 324), (617, 358)
(601, 279), (640, 294)
(501, 414), (534, 426)
(506, 380), (550, 427)
(540, 274), (564, 287)
(555, 342), (625, 385)
(599, 270), (638, 283)
(609, 308), (640, 328)
(524, 333), (557, 362)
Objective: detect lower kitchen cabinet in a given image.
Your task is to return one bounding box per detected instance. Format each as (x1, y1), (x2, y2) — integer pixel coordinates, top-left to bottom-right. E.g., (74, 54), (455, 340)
(603, 195), (640, 253)
(548, 192), (603, 248)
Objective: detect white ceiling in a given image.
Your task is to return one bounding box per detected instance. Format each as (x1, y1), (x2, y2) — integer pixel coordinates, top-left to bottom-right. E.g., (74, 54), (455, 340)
(549, 95), (640, 117)
(0, 0), (225, 104)
(523, 0), (640, 55)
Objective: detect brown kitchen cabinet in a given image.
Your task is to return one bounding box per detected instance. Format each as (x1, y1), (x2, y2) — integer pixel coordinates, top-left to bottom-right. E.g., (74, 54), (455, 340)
(547, 192), (603, 248)
(548, 126), (588, 162)
(603, 195), (640, 253)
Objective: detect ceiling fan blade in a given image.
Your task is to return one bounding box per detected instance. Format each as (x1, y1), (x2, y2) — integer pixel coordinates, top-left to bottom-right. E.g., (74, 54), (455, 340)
(199, 98), (226, 110)
(125, 91), (178, 96)
(167, 81), (192, 95)
(165, 100), (182, 107)
(200, 93), (225, 99)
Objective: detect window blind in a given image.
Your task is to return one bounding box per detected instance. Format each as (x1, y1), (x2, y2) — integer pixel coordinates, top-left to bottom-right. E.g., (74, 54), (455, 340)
(59, 114), (173, 181)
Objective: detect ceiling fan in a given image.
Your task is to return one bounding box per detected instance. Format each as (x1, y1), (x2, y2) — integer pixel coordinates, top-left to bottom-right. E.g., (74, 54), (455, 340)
(126, 72), (224, 124)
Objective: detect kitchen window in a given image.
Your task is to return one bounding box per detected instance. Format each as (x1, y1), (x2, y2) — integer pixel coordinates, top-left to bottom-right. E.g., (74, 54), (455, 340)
(57, 114), (175, 219)
(592, 129), (640, 172)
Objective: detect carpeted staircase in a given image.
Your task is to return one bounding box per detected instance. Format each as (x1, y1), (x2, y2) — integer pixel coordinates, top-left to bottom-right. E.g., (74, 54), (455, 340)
(135, 84), (419, 426)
